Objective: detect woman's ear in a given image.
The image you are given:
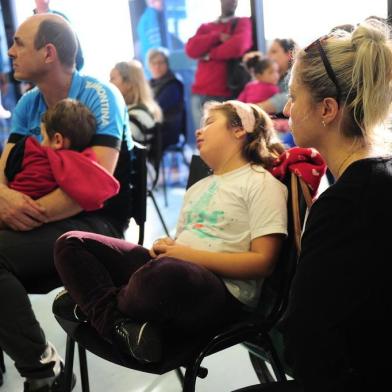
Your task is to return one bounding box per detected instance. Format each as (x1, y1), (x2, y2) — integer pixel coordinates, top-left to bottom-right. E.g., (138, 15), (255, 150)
(320, 97), (340, 126)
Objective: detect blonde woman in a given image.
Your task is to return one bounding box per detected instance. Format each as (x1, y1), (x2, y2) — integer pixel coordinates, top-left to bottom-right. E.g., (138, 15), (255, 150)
(278, 19), (392, 392)
(110, 60), (162, 146)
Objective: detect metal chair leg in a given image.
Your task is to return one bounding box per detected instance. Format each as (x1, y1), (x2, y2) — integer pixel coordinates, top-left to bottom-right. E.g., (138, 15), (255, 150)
(262, 335), (287, 382)
(183, 362), (208, 392)
(148, 190), (170, 236)
(78, 344), (90, 392)
(175, 368), (184, 388)
(64, 336), (76, 392)
(0, 348), (5, 373)
(161, 155), (168, 207)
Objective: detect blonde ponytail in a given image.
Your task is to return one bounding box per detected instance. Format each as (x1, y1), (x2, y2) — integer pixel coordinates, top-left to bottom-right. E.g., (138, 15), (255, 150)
(297, 19), (392, 143)
(349, 21), (392, 136)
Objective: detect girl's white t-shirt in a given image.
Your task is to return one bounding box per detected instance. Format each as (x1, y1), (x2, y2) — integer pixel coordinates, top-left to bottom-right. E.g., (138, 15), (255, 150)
(175, 163), (288, 307)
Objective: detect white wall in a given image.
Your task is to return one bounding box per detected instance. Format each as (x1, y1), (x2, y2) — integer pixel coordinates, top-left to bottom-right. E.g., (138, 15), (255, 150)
(15, 0), (134, 81)
(263, 0), (388, 47)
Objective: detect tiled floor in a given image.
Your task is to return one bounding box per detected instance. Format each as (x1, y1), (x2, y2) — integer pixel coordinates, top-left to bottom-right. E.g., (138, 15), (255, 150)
(2, 179), (260, 392)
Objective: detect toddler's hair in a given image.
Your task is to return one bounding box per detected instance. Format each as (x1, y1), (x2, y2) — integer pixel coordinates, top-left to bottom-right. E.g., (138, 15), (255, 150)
(245, 55), (276, 78)
(42, 98), (96, 151)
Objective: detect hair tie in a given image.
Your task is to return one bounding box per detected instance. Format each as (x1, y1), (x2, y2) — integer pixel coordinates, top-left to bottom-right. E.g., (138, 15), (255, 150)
(226, 100), (256, 133)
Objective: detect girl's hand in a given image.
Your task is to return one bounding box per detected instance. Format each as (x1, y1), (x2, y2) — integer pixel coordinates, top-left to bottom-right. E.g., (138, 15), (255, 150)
(155, 243), (192, 261)
(149, 237), (175, 258)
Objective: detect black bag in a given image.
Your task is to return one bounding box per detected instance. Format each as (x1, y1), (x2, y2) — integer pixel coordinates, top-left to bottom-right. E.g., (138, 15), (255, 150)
(227, 18), (251, 98)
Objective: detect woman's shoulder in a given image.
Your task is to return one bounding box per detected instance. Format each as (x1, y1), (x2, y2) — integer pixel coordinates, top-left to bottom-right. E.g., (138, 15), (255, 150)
(230, 165), (287, 193)
(315, 157), (392, 209)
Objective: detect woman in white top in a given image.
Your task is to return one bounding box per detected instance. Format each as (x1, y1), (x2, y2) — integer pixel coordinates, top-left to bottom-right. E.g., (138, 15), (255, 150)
(53, 100), (288, 364)
(109, 60), (162, 146)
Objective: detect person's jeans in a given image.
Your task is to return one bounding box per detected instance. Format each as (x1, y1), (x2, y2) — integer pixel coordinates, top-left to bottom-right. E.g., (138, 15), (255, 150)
(0, 213), (122, 379)
(54, 231), (247, 339)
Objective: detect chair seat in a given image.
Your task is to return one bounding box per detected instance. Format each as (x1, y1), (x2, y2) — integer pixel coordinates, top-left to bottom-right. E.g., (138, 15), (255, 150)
(55, 316), (222, 375)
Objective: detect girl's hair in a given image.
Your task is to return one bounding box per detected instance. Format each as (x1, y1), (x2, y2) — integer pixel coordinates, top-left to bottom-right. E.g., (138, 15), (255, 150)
(245, 55), (275, 77)
(204, 101), (285, 169)
(296, 19), (392, 142)
(274, 38), (298, 54)
(271, 38), (299, 71)
(42, 98), (96, 152)
(114, 60), (162, 122)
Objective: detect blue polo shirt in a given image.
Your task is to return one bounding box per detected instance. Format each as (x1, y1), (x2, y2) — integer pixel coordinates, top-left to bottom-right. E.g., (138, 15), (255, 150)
(9, 71), (132, 150)
(9, 72), (134, 230)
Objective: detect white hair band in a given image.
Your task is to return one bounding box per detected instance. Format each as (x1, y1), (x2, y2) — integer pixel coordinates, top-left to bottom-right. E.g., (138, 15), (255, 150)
(226, 100), (256, 133)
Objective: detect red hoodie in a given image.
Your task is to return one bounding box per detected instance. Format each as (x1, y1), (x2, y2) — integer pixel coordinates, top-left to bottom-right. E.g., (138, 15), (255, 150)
(6, 137), (120, 211)
(186, 17), (253, 97)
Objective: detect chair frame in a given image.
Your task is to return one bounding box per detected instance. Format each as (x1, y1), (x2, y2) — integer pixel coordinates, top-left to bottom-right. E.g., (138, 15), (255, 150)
(55, 165), (310, 392)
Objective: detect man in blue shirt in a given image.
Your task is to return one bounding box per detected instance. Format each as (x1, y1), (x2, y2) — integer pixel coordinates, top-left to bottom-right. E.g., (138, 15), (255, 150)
(0, 14), (133, 391)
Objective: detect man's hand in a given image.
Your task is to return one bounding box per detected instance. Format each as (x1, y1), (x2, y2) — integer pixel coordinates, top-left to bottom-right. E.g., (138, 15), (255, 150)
(149, 237), (175, 258)
(220, 33), (231, 42)
(0, 186), (48, 231)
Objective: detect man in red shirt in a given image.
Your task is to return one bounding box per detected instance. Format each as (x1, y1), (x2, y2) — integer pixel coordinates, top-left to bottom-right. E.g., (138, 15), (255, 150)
(185, 0), (253, 130)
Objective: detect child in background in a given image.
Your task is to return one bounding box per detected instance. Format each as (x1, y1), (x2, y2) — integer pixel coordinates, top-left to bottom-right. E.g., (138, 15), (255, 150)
(238, 55), (280, 104)
(0, 99), (119, 229)
(53, 100), (288, 364)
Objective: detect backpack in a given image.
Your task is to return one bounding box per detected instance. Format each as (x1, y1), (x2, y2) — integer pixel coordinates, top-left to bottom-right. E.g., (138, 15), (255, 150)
(226, 18), (251, 98)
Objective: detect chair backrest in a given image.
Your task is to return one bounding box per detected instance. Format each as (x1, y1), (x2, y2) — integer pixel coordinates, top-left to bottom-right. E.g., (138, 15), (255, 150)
(129, 142), (148, 245)
(186, 154), (212, 190)
(254, 173), (310, 326)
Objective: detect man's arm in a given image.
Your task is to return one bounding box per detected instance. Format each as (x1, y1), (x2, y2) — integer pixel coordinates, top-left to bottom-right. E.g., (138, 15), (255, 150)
(185, 24), (222, 59)
(209, 18), (253, 60)
(258, 91), (288, 114)
(36, 145), (119, 222)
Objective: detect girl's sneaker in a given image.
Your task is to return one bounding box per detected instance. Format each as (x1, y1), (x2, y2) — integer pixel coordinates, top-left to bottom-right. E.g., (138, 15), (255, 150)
(112, 319), (162, 364)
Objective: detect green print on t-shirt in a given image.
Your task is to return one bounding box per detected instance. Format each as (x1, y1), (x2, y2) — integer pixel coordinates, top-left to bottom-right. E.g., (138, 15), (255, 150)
(184, 180), (224, 239)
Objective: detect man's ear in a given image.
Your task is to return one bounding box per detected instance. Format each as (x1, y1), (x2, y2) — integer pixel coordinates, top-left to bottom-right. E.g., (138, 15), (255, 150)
(43, 43), (57, 65)
(320, 97), (340, 126)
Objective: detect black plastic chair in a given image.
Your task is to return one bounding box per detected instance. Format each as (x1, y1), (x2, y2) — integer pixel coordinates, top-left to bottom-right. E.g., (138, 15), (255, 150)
(144, 124), (170, 237)
(128, 142), (148, 245)
(0, 350), (4, 386)
(53, 158), (311, 392)
(232, 381), (303, 392)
